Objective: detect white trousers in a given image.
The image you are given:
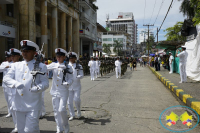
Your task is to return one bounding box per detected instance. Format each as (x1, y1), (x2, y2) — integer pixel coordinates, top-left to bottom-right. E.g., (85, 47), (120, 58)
(40, 92), (46, 116)
(170, 63), (173, 73)
(95, 68), (100, 78)
(115, 67), (121, 78)
(67, 90), (81, 117)
(3, 88), (11, 114)
(179, 63), (187, 82)
(52, 96), (69, 132)
(9, 95), (17, 129)
(16, 111), (40, 133)
(90, 69), (95, 80)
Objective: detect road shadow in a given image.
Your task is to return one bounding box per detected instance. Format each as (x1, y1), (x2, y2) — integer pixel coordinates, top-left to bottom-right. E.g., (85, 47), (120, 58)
(44, 116), (55, 122)
(0, 128), (13, 133)
(83, 118), (111, 126)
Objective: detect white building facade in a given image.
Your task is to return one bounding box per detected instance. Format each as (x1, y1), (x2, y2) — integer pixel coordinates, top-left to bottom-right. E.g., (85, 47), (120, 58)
(79, 0), (97, 57)
(106, 12), (137, 45)
(139, 31), (154, 44)
(102, 32), (130, 55)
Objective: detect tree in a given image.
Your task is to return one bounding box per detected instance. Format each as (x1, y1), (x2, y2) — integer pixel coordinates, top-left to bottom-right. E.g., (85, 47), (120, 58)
(164, 22), (186, 41)
(146, 36), (155, 53)
(113, 40), (123, 56)
(105, 27), (110, 31)
(178, 0), (195, 19)
(191, 0), (200, 25)
(103, 43), (111, 55)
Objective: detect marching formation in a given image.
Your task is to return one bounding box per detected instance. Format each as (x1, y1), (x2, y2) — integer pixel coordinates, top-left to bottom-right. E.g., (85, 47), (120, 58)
(0, 40), (128, 133)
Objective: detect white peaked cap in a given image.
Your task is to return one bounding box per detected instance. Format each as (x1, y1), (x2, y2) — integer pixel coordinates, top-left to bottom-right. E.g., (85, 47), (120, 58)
(9, 48), (22, 55)
(55, 48), (68, 56)
(20, 40), (39, 51)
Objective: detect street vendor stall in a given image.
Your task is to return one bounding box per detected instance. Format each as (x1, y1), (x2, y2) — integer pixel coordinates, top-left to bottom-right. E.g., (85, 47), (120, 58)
(156, 41), (184, 73)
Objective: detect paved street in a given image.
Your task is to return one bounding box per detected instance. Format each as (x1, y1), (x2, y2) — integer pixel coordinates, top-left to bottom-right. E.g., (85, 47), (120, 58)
(0, 66), (200, 133)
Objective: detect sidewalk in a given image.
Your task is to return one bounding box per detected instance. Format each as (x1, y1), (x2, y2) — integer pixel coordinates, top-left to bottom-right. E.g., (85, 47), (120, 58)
(149, 66), (200, 115)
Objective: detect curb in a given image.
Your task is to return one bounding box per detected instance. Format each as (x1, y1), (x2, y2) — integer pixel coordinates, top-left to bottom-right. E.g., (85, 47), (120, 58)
(149, 66), (200, 116)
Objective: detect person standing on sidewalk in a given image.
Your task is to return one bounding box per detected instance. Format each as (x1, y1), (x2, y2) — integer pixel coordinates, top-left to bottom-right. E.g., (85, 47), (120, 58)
(176, 46), (188, 83)
(132, 59), (137, 71)
(154, 55), (158, 71)
(0, 51), (12, 118)
(169, 52), (174, 74)
(158, 55), (161, 71)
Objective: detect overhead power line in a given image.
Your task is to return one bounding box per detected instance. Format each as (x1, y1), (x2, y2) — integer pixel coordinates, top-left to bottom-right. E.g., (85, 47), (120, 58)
(153, 0), (165, 25)
(143, 0), (146, 24)
(149, 0), (157, 24)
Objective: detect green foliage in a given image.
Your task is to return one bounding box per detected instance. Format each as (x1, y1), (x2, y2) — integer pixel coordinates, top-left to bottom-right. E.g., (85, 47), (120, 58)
(105, 27), (110, 31)
(191, 0), (200, 25)
(103, 43), (111, 55)
(164, 22), (186, 41)
(178, 0), (195, 19)
(113, 40), (123, 56)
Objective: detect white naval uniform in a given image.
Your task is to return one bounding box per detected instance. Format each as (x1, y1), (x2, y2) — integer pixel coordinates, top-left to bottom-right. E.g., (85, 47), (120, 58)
(47, 62), (73, 132)
(67, 62), (84, 117)
(95, 61), (101, 78)
(3, 59), (49, 133)
(169, 55), (174, 73)
(88, 60), (96, 80)
(115, 60), (122, 78)
(0, 61), (12, 115)
(177, 51), (188, 82)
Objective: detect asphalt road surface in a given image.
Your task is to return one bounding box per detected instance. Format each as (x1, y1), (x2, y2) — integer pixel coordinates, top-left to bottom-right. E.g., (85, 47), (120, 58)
(0, 66), (200, 133)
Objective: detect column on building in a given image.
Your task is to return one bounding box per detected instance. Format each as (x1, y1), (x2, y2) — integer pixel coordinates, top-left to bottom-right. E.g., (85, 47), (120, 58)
(19, 0), (36, 42)
(61, 12), (66, 50)
(68, 16), (72, 51)
(52, 7), (58, 57)
(41, 0), (48, 57)
(72, 18), (80, 54)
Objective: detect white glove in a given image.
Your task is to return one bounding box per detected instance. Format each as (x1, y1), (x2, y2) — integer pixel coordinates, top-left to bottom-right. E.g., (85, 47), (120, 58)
(30, 86), (41, 93)
(76, 75), (82, 79)
(62, 82), (69, 87)
(58, 65), (66, 69)
(15, 82), (24, 89)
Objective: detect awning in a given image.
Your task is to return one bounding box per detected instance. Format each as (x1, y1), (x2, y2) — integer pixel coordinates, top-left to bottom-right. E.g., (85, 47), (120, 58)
(156, 41), (184, 50)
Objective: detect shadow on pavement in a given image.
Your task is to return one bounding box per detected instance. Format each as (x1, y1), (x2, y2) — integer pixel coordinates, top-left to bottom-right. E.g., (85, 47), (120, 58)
(83, 118), (111, 126)
(0, 128), (12, 133)
(44, 116), (55, 122)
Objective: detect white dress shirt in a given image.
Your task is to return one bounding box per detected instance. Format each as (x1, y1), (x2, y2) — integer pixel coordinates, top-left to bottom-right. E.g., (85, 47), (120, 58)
(3, 59), (49, 111)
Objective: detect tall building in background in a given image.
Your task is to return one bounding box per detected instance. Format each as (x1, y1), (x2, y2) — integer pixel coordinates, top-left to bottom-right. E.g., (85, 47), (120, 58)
(139, 31), (154, 44)
(106, 12), (137, 46)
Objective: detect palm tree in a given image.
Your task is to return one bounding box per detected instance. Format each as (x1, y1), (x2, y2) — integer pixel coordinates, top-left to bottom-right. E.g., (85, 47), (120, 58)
(113, 40), (123, 56)
(178, 0), (195, 19)
(103, 43), (111, 55)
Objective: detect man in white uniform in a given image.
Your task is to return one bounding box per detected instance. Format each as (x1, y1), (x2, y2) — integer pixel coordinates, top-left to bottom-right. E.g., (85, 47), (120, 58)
(47, 48), (73, 133)
(9, 48), (22, 133)
(3, 40), (49, 133)
(95, 58), (101, 78)
(67, 52), (84, 121)
(0, 51), (12, 118)
(176, 46), (188, 83)
(115, 57), (122, 78)
(169, 52), (174, 74)
(88, 57), (96, 81)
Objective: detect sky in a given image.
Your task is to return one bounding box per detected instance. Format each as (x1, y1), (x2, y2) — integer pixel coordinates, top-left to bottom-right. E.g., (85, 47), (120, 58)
(95, 0), (186, 43)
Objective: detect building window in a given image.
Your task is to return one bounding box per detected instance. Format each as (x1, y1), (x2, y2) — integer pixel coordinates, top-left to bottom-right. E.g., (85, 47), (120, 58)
(103, 38), (112, 41)
(82, 23), (85, 29)
(6, 4), (14, 17)
(35, 13), (41, 26)
(7, 38), (14, 50)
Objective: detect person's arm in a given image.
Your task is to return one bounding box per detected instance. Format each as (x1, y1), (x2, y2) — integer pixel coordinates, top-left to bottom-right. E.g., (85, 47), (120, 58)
(65, 65), (73, 86)
(77, 65), (84, 79)
(46, 62), (57, 71)
(0, 62), (9, 72)
(37, 65), (49, 92)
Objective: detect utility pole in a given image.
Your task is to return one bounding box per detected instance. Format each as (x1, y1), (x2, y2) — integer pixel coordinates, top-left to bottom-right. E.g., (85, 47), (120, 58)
(143, 24), (154, 61)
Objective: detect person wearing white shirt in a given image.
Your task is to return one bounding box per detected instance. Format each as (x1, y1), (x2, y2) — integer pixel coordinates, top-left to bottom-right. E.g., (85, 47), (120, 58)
(115, 57), (122, 78)
(67, 52), (84, 121)
(169, 52), (174, 74)
(0, 51), (12, 118)
(88, 57), (96, 81)
(95, 58), (101, 78)
(47, 48), (73, 133)
(8, 48), (22, 133)
(3, 40), (49, 133)
(176, 46), (188, 83)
